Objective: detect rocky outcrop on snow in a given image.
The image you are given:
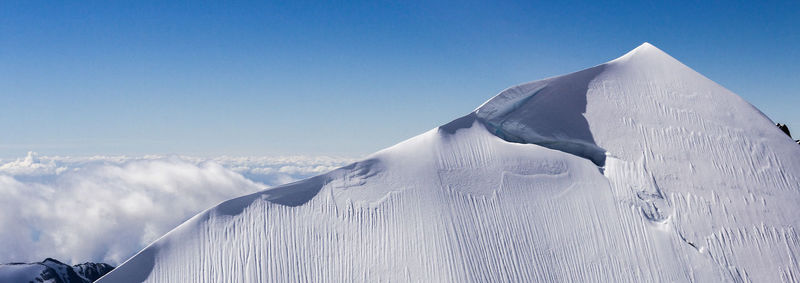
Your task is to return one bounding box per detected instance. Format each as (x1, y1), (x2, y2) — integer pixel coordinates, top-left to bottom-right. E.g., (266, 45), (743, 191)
(72, 262), (115, 282)
(775, 123), (800, 144)
(0, 258), (113, 283)
(777, 123), (792, 137)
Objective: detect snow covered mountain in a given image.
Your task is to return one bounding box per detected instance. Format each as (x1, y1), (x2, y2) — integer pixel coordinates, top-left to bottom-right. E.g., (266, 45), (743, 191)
(0, 258), (113, 283)
(99, 43), (800, 282)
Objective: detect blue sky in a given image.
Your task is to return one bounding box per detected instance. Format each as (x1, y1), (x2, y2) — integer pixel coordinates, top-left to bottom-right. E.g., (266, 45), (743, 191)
(2, 1), (798, 158)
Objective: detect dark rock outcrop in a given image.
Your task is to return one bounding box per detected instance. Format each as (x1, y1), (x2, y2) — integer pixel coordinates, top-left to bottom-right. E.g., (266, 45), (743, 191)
(777, 123), (792, 137)
(72, 261), (115, 282)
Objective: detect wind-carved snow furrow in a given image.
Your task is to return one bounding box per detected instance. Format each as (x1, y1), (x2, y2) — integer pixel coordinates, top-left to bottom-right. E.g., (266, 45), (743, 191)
(438, 157), (670, 282)
(594, 47), (800, 282)
(635, 156), (672, 226)
(704, 225), (800, 283)
(609, 149), (675, 230)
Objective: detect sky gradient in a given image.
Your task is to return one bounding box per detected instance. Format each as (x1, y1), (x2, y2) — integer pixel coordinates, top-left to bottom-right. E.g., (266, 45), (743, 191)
(2, 1), (798, 158)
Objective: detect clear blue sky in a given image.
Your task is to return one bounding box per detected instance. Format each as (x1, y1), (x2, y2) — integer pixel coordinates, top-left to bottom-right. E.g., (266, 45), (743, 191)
(1, 1), (798, 158)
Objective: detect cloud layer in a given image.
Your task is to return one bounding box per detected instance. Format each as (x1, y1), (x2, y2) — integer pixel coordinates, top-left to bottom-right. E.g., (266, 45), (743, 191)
(0, 152), (354, 265)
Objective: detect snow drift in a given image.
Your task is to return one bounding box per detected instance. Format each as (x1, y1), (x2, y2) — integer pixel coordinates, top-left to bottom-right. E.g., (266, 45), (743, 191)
(100, 43), (800, 282)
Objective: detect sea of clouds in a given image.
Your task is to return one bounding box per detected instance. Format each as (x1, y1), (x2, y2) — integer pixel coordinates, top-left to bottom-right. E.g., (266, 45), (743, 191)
(0, 152), (355, 265)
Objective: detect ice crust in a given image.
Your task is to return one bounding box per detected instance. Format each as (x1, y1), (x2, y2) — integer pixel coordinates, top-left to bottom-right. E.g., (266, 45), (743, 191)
(100, 43), (800, 282)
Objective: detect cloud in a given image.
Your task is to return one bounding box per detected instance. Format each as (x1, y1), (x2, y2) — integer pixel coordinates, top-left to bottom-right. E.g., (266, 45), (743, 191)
(0, 152), (65, 176)
(0, 152), (355, 265)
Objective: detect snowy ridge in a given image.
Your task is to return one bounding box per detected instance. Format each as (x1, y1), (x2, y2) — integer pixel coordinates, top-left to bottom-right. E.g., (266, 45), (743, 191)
(100, 43), (800, 282)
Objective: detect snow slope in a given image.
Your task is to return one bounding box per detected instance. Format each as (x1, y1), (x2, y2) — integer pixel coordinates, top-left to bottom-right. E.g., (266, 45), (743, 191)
(99, 43), (800, 282)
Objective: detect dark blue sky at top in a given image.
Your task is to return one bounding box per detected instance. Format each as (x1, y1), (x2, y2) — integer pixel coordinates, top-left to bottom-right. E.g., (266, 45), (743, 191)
(1, 1), (798, 157)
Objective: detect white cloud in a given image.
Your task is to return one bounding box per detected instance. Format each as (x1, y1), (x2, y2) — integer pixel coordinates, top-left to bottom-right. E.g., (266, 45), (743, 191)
(0, 152), (355, 265)
(0, 152), (65, 176)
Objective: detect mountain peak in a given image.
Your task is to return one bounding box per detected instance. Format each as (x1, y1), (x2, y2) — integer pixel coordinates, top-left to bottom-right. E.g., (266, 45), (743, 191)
(610, 42), (677, 65)
(99, 42), (800, 283)
(636, 41), (656, 49)
(472, 42), (719, 167)
(628, 42), (661, 55)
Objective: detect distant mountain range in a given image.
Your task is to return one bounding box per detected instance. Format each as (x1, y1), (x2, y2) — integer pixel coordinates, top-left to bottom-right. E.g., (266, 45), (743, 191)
(0, 258), (113, 283)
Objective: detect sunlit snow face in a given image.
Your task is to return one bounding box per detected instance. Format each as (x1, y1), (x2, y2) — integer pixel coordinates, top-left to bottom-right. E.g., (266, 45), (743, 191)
(0, 152), (354, 265)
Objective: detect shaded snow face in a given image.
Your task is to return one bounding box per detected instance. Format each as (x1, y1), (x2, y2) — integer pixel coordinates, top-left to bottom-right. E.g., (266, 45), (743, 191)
(475, 65), (607, 167)
(0, 153), (354, 265)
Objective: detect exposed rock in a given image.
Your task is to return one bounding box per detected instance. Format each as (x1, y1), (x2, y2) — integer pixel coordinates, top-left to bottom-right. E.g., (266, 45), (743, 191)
(72, 261), (115, 282)
(777, 123), (792, 137)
